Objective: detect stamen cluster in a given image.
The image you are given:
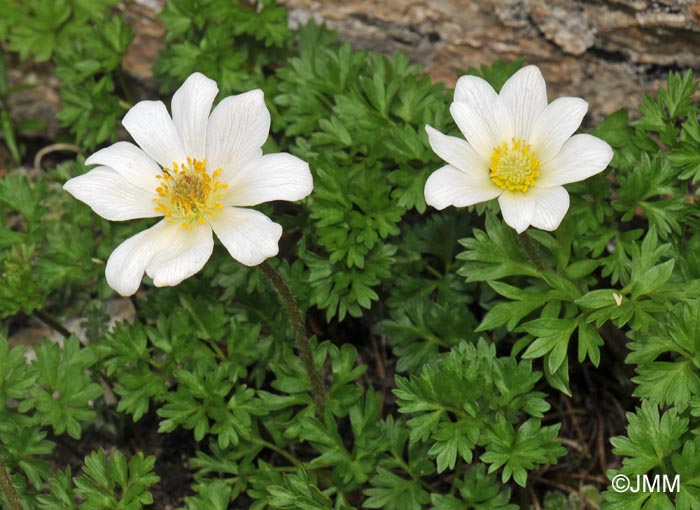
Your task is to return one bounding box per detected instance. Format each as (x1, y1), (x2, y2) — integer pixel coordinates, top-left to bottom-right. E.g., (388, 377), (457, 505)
(489, 138), (541, 193)
(153, 157), (228, 230)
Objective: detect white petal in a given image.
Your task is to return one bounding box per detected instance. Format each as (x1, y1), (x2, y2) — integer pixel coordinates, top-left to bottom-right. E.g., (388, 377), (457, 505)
(122, 100), (186, 169)
(528, 186), (570, 231)
(105, 220), (171, 296)
(223, 153), (313, 207)
(498, 187), (571, 233)
(536, 134), (613, 187)
(105, 221), (214, 296)
(454, 74), (499, 104)
(425, 125), (488, 176)
(209, 207), (282, 266)
(145, 223), (214, 287)
(530, 97), (588, 163)
(424, 164), (501, 210)
(499, 65), (548, 141)
(85, 142), (162, 192)
(498, 191), (536, 234)
(205, 90), (271, 185)
(450, 97), (512, 162)
(171, 72), (219, 161)
(64, 167), (161, 221)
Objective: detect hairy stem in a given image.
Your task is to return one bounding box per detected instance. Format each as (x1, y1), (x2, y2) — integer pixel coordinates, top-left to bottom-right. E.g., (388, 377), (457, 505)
(259, 261), (327, 413)
(518, 232), (553, 273)
(0, 456), (21, 510)
(34, 309), (71, 338)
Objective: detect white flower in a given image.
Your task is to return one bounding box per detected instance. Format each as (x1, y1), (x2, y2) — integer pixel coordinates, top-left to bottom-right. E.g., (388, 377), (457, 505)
(424, 65), (613, 233)
(64, 72), (313, 296)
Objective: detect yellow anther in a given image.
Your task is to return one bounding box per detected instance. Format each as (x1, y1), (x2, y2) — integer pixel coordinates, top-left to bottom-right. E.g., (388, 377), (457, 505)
(152, 158), (227, 229)
(489, 138), (541, 192)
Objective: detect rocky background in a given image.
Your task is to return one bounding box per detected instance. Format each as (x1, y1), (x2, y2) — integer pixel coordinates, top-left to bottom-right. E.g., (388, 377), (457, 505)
(8, 0), (700, 139)
(281, 0), (700, 123)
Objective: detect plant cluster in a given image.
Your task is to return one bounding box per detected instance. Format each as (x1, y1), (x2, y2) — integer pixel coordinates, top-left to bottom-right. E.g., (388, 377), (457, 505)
(1, 0), (700, 509)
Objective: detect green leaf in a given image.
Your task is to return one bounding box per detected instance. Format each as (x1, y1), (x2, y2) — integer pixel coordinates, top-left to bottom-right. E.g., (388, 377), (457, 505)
(431, 464), (517, 510)
(382, 298), (468, 372)
(395, 340), (549, 478)
(457, 213), (539, 282)
(630, 259), (674, 299)
(0, 334), (36, 407)
(364, 467), (430, 510)
(610, 401), (688, 474)
(577, 322), (604, 366)
(478, 282), (547, 332)
(267, 469), (332, 510)
(0, 172), (47, 225)
(480, 417), (565, 487)
(521, 318), (578, 373)
(24, 337), (103, 439)
(428, 419), (478, 472)
(633, 362), (700, 411)
(185, 479), (232, 510)
(465, 58), (526, 92)
(626, 300), (700, 410)
(157, 365), (235, 443)
(673, 440), (700, 510)
(36, 468), (77, 510)
(658, 70), (696, 120)
(7, 0), (72, 61)
(576, 289), (621, 309)
(74, 449), (160, 510)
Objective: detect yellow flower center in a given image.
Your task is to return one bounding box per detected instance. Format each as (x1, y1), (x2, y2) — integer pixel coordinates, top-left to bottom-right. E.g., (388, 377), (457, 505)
(489, 138), (541, 192)
(153, 157), (228, 230)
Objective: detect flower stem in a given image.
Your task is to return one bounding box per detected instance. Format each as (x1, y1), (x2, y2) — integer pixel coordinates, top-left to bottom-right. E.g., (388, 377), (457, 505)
(258, 261), (327, 413)
(517, 232), (553, 273)
(0, 456), (21, 510)
(33, 310), (71, 339)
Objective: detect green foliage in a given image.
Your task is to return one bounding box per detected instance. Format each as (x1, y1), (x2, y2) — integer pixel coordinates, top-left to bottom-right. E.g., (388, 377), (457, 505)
(184, 479), (233, 510)
(38, 450), (160, 510)
(480, 417), (564, 487)
(4, 1), (700, 508)
(93, 292), (276, 429)
(465, 58), (527, 92)
(275, 27), (452, 320)
(22, 336), (103, 439)
(382, 211), (476, 372)
(2, 0), (120, 62)
(0, 330), (106, 502)
(0, 49), (43, 165)
(266, 469), (334, 510)
(604, 401), (699, 510)
(381, 297), (470, 372)
(76, 450), (159, 509)
(394, 340), (558, 484)
(0, 0), (130, 149)
(431, 465), (517, 510)
(0, 332), (54, 491)
(154, 0), (292, 96)
(364, 466), (430, 510)
(627, 300), (700, 410)
(610, 401), (687, 475)
(55, 14), (133, 149)
(0, 166), (109, 318)
(449, 66), (700, 506)
(636, 70), (697, 147)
